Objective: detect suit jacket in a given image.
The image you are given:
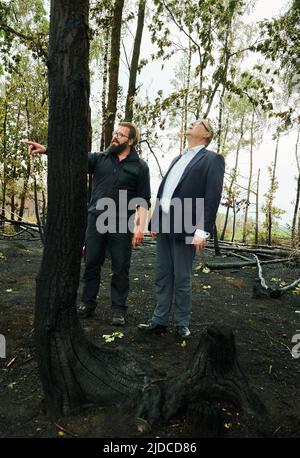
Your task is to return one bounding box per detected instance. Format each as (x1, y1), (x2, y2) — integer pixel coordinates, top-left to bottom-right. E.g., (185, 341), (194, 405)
(150, 147), (225, 240)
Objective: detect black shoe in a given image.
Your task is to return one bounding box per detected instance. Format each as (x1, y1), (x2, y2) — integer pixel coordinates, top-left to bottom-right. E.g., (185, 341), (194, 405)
(111, 312), (126, 326)
(77, 303), (95, 318)
(176, 326), (191, 339)
(137, 321), (168, 334)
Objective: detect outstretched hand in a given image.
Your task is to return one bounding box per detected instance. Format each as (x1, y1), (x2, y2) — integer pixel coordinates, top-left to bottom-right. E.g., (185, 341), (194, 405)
(22, 140), (47, 156)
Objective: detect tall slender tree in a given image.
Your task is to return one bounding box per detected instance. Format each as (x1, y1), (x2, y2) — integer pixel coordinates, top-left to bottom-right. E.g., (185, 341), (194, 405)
(125, 0), (146, 122)
(291, 127), (300, 247)
(104, 0), (124, 147)
(242, 109), (255, 243)
(264, 133), (280, 246)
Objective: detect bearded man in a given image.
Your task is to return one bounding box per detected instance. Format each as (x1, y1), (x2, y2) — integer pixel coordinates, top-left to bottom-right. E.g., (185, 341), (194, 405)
(25, 122), (150, 325)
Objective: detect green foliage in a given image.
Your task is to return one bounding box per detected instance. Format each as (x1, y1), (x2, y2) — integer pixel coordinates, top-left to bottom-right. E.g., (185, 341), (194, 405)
(255, 2), (300, 97)
(0, 0), (49, 70)
(0, 11), (48, 217)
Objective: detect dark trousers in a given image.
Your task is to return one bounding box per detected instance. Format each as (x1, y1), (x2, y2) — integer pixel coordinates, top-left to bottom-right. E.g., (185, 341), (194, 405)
(81, 213), (132, 313)
(152, 233), (195, 327)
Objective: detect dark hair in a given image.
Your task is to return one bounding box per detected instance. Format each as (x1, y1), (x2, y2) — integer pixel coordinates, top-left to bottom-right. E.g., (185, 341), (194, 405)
(118, 121), (140, 145)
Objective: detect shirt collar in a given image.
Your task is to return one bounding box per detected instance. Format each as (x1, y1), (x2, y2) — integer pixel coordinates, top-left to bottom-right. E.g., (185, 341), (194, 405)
(104, 146), (139, 162)
(183, 144), (206, 155)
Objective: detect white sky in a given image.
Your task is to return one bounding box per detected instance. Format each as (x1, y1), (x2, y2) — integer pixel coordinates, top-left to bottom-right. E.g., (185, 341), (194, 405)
(91, 0), (298, 227)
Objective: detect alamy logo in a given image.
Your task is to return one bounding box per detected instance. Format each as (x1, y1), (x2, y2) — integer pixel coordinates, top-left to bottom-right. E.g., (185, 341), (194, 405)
(0, 334), (6, 359)
(291, 334), (300, 359)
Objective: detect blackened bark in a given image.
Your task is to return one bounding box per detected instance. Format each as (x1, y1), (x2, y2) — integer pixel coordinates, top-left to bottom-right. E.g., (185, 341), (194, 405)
(104, 0), (124, 147)
(100, 28), (110, 151)
(291, 128), (300, 247)
(35, 0), (91, 417)
(124, 0), (146, 122)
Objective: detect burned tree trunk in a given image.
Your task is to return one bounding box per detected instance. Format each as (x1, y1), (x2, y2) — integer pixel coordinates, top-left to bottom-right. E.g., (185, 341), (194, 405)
(35, 0), (90, 417)
(135, 326), (266, 436)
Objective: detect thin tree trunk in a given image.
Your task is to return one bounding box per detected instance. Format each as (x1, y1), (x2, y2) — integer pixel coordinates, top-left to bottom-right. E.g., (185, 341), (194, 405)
(33, 176), (44, 244)
(41, 189), (46, 229)
(180, 39), (192, 153)
(242, 109), (254, 243)
(100, 28), (110, 151)
(216, 87), (226, 154)
(1, 101), (8, 228)
(18, 162), (31, 221)
(220, 114), (229, 155)
(291, 128), (300, 247)
(10, 164), (17, 225)
(266, 134), (280, 246)
(292, 175), (300, 247)
(104, 0), (125, 147)
(203, 2), (234, 118)
(220, 115), (244, 240)
(255, 169), (260, 245)
(19, 97), (32, 221)
(231, 199), (236, 242)
(10, 189), (15, 221)
(213, 224), (221, 256)
(124, 0), (146, 122)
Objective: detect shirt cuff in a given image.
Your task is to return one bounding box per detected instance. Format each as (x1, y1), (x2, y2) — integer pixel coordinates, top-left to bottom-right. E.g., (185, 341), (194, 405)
(194, 229), (210, 239)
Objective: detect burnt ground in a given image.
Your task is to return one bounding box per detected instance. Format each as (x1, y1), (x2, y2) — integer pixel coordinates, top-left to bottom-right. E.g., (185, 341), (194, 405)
(0, 237), (300, 439)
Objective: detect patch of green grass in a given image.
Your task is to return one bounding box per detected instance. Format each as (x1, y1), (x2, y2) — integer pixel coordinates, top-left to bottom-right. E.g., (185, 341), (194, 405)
(0, 252), (6, 261)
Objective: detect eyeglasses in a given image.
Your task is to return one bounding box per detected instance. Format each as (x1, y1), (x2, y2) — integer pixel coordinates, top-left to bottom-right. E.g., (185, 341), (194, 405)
(112, 131), (129, 139)
(200, 121), (210, 133)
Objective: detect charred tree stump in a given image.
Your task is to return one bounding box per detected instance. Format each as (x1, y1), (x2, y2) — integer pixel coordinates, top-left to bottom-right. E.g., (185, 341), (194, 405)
(135, 326), (266, 436)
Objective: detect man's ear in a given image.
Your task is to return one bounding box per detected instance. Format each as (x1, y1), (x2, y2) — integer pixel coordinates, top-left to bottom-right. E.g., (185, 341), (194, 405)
(204, 132), (210, 143)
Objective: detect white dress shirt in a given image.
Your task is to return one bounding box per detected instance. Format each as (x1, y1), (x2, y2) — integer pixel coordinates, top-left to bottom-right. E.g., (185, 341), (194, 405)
(160, 144), (210, 239)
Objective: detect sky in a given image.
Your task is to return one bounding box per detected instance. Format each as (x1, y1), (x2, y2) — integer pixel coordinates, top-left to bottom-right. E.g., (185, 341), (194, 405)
(90, 0), (298, 228)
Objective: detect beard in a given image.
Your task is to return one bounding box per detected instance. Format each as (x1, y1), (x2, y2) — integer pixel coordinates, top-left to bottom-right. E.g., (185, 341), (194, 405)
(107, 141), (128, 155)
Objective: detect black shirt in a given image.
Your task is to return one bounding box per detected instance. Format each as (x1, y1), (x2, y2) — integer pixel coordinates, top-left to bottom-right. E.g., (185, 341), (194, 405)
(87, 146), (151, 217)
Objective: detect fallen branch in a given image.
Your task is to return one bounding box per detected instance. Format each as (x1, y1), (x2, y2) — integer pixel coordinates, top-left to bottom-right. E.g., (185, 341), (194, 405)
(0, 229), (27, 238)
(252, 254), (300, 298)
(204, 258), (290, 270)
(209, 245), (292, 258)
(224, 251), (252, 262)
(0, 216), (41, 229)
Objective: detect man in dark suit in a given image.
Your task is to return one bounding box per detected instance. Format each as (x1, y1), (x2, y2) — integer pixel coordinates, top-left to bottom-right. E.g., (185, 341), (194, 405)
(138, 119), (225, 338)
